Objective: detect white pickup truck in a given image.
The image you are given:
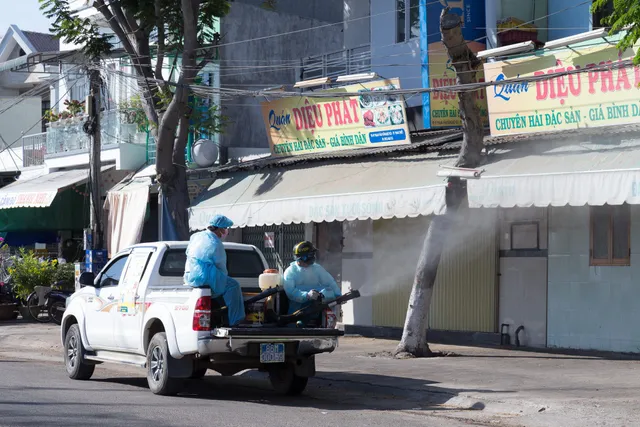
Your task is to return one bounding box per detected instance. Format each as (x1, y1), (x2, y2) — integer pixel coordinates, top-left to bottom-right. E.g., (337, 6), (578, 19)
(61, 241), (348, 396)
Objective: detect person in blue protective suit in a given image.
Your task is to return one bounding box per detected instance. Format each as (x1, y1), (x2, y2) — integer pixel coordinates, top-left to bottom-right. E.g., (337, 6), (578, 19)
(283, 241), (342, 315)
(183, 214), (246, 326)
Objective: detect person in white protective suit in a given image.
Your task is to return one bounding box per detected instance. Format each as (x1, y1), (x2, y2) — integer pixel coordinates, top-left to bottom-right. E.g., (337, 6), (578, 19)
(183, 214), (246, 326)
(283, 241), (342, 315)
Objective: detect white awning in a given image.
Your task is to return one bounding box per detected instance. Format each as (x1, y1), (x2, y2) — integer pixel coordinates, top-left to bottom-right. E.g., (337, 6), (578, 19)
(468, 140), (640, 208)
(0, 165), (115, 209)
(189, 153), (453, 229)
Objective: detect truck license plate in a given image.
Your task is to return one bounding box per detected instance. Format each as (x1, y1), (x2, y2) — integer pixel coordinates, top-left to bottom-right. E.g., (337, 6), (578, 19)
(260, 343), (285, 363)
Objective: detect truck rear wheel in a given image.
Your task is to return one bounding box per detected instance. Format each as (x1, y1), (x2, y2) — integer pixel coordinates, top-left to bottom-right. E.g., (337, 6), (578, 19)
(268, 364), (309, 396)
(146, 332), (182, 395)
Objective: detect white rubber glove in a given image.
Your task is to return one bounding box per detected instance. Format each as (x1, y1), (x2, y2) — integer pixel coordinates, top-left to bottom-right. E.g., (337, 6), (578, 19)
(307, 290), (321, 301)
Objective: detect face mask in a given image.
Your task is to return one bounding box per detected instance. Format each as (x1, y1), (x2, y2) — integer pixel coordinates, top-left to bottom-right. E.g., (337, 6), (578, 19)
(220, 228), (230, 240)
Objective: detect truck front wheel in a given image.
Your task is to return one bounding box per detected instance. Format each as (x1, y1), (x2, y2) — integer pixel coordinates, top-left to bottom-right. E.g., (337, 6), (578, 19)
(64, 324), (95, 380)
(146, 332), (182, 395)
(268, 364), (309, 396)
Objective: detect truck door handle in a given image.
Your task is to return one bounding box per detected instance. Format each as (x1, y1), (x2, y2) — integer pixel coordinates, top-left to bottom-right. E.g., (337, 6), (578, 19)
(107, 295), (114, 300)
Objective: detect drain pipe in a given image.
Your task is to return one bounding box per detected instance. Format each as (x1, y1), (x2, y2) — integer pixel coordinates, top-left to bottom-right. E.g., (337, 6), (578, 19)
(515, 325), (525, 347)
(500, 323), (510, 346)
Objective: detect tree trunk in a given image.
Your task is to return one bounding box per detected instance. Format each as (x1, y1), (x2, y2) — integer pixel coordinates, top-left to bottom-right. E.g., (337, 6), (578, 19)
(155, 84), (191, 240)
(154, 0), (201, 240)
(440, 8), (485, 168)
(395, 7), (485, 358)
(166, 114), (192, 240)
(394, 214), (452, 357)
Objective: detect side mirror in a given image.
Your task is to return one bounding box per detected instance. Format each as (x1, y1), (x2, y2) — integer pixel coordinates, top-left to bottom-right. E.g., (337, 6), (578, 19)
(78, 272), (96, 288)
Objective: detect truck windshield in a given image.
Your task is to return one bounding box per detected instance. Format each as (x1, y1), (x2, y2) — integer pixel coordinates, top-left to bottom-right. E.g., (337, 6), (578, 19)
(160, 248), (265, 278)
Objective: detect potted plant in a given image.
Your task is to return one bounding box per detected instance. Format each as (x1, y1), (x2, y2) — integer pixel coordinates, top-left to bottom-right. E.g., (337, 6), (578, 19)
(58, 111), (73, 126)
(64, 99), (86, 117)
(44, 109), (59, 128)
(118, 96), (150, 132)
(9, 249), (57, 321)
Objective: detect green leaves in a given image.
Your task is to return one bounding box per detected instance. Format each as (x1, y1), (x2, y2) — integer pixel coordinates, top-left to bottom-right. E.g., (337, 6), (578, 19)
(8, 249), (59, 300)
(39, 0), (113, 59)
(119, 95), (153, 132)
(592, 0), (640, 64)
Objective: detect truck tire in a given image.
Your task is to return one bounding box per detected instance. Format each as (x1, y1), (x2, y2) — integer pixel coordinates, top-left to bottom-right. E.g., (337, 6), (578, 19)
(146, 332), (182, 396)
(268, 364), (309, 396)
(64, 324), (95, 380)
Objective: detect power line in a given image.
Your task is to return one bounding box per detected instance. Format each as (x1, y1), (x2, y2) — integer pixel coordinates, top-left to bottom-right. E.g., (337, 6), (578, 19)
(98, 55), (640, 101)
(97, 0), (590, 70)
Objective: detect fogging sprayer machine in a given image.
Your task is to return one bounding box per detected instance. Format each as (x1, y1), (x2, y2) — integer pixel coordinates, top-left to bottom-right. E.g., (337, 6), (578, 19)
(213, 287), (361, 327)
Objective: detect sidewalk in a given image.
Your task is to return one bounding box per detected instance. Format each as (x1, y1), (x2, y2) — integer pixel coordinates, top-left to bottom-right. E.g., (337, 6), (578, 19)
(1, 320), (639, 426)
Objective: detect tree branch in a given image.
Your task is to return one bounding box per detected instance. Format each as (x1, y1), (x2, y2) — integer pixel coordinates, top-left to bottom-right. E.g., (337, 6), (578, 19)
(123, 8), (142, 34)
(93, 0), (140, 59)
(197, 34), (220, 70)
(93, 0), (161, 126)
(154, 0), (166, 82)
(181, 0), (200, 80)
(440, 7), (484, 168)
(107, 2), (136, 44)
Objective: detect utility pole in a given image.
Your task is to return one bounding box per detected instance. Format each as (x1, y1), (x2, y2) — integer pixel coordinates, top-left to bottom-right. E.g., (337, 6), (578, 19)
(86, 65), (103, 250)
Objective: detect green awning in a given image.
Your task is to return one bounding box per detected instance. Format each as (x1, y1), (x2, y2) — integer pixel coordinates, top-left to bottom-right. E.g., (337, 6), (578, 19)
(0, 187), (89, 232)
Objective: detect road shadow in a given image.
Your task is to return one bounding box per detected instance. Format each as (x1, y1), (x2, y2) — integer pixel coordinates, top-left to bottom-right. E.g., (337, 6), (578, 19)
(94, 370), (512, 413)
(0, 318), (32, 325)
(365, 349), (640, 362)
(437, 344), (640, 361)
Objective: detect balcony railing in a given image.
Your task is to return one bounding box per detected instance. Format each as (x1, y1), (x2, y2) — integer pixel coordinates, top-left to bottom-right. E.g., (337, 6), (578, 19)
(21, 109), (147, 167)
(22, 133), (46, 168)
(301, 45), (371, 81)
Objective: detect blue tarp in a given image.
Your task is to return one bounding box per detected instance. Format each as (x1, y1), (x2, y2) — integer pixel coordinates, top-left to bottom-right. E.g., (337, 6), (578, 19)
(161, 194), (179, 241)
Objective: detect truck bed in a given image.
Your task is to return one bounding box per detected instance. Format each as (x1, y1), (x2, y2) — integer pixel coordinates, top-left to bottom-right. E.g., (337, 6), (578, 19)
(212, 327), (344, 338)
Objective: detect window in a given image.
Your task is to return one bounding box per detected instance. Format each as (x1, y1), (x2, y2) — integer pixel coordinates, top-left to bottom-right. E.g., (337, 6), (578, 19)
(69, 76), (89, 102)
(396, 0), (420, 43)
(227, 250), (266, 278)
(99, 256), (129, 287)
(160, 249), (265, 278)
(590, 205), (630, 266)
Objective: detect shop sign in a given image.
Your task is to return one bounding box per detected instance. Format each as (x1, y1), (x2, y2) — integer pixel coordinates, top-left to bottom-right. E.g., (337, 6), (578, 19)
(428, 41), (489, 127)
(0, 191), (57, 209)
(484, 36), (640, 136)
(261, 78), (410, 157)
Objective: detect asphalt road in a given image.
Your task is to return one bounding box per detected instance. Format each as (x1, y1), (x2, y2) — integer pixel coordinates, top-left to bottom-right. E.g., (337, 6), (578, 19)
(0, 356), (488, 427)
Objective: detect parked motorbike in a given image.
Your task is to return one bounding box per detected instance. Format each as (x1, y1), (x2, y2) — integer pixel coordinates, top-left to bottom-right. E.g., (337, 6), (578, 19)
(0, 278), (19, 320)
(26, 280), (74, 325)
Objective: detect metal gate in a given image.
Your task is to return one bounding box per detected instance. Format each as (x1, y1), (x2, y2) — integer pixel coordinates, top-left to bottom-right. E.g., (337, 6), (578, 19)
(242, 224), (306, 271)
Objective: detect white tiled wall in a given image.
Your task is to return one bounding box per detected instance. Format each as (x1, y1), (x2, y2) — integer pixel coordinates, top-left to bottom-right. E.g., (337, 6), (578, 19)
(547, 205), (640, 353)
